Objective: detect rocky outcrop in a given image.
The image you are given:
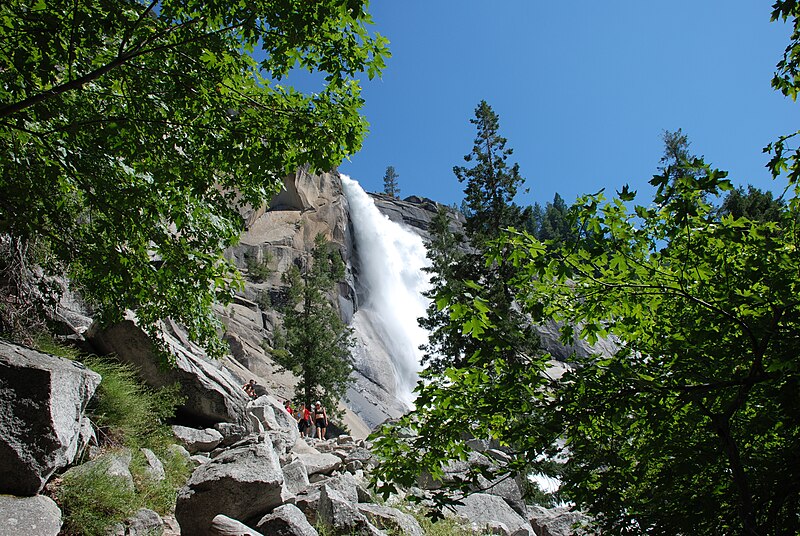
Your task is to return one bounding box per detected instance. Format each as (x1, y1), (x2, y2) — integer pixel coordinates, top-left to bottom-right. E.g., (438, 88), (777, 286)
(86, 317), (251, 428)
(0, 340), (100, 496)
(175, 439), (290, 535)
(171, 425), (224, 454)
(369, 192), (463, 241)
(0, 494), (62, 536)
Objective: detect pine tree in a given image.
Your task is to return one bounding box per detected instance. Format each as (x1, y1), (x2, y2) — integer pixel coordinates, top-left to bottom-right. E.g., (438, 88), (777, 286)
(421, 101), (538, 372)
(454, 100), (527, 243)
(272, 234), (354, 411)
(383, 166), (401, 198)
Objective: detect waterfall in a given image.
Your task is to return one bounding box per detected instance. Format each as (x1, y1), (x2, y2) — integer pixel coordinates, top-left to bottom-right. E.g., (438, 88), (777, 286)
(341, 175), (431, 406)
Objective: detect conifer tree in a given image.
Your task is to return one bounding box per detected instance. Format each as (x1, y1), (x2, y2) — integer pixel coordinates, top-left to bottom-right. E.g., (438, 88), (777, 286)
(454, 100), (527, 242)
(383, 166), (401, 198)
(272, 234), (354, 411)
(421, 101), (537, 371)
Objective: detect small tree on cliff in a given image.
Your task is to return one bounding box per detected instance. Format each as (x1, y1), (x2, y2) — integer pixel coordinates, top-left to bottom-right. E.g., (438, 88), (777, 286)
(383, 166), (401, 198)
(272, 234), (354, 411)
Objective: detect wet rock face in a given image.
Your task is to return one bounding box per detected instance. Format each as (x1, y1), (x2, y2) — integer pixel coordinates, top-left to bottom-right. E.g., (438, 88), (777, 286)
(0, 340), (100, 496)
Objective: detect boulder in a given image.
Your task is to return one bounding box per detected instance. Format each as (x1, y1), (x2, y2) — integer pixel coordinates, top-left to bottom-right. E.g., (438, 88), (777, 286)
(175, 439), (290, 535)
(214, 422), (248, 448)
(315, 471), (359, 503)
(294, 488), (321, 525)
(527, 505), (590, 536)
(0, 340), (100, 495)
(446, 493), (534, 536)
(107, 508), (164, 536)
(171, 425), (223, 453)
(63, 449), (134, 494)
(248, 395), (299, 452)
(209, 514), (263, 536)
(298, 451), (342, 477)
(317, 485), (386, 536)
(356, 503), (424, 536)
(256, 503), (319, 536)
(281, 458), (310, 495)
(86, 317), (251, 428)
(0, 494), (62, 536)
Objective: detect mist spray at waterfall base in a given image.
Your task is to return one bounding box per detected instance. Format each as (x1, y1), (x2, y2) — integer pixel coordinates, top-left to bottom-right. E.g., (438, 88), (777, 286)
(342, 176), (431, 407)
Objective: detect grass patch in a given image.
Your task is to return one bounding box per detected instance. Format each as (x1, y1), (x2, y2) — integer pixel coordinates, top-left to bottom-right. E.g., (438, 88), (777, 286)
(82, 355), (184, 449)
(32, 340), (193, 535)
(57, 458), (137, 536)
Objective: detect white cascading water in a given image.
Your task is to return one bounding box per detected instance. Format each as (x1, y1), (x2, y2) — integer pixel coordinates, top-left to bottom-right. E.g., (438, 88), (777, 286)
(341, 175), (431, 406)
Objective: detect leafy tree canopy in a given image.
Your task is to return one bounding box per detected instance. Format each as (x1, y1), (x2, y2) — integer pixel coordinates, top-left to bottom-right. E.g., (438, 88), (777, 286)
(374, 12), (800, 527)
(0, 0), (388, 354)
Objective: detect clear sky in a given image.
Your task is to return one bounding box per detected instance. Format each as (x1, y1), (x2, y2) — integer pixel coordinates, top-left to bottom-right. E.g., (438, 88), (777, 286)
(337, 1), (797, 208)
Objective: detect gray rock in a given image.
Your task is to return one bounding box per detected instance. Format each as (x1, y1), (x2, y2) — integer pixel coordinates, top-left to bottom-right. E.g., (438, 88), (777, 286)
(175, 440), (290, 535)
(248, 395), (299, 452)
(165, 443), (191, 462)
(171, 425), (223, 453)
(191, 454), (211, 465)
(0, 340), (100, 495)
(256, 503), (318, 536)
(64, 449), (134, 494)
(0, 494), (62, 536)
(282, 458), (310, 495)
(209, 514), (263, 536)
(214, 422), (248, 448)
(318, 485), (386, 536)
(141, 448), (165, 481)
(124, 508), (163, 536)
(316, 471), (358, 503)
(294, 488), (321, 525)
(356, 503), (424, 536)
(86, 317), (251, 428)
(298, 451), (342, 477)
(527, 505), (590, 536)
(446, 493), (533, 536)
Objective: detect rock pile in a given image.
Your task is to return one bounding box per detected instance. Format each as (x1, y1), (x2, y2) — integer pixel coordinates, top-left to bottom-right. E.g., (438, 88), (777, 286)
(171, 393), (425, 536)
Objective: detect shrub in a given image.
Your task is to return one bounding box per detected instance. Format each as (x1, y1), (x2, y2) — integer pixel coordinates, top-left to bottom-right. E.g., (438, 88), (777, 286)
(82, 356), (184, 449)
(57, 459), (137, 536)
(244, 250), (273, 283)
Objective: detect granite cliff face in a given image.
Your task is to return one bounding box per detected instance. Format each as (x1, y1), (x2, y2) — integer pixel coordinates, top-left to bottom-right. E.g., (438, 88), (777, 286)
(219, 170), (438, 431)
(218, 170), (615, 432)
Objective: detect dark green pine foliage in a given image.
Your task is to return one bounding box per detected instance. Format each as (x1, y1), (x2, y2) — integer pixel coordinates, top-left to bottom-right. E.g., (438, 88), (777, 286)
(272, 234), (354, 412)
(421, 101), (538, 372)
(454, 100), (527, 242)
(527, 193), (575, 244)
(383, 166), (401, 198)
(419, 206), (469, 370)
(719, 185), (785, 222)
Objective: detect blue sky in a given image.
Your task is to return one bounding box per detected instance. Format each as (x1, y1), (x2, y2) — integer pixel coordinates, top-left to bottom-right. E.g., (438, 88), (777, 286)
(337, 1), (797, 208)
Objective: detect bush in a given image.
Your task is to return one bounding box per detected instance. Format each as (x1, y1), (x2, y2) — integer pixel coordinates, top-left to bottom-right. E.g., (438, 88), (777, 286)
(57, 458), (137, 536)
(82, 356), (184, 449)
(244, 250), (273, 283)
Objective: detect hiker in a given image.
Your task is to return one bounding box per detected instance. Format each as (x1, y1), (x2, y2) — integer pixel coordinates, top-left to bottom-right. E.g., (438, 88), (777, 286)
(242, 379), (257, 398)
(313, 401), (328, 440)
(284, 400), (292, 414)
(296, 404), (310, 436)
